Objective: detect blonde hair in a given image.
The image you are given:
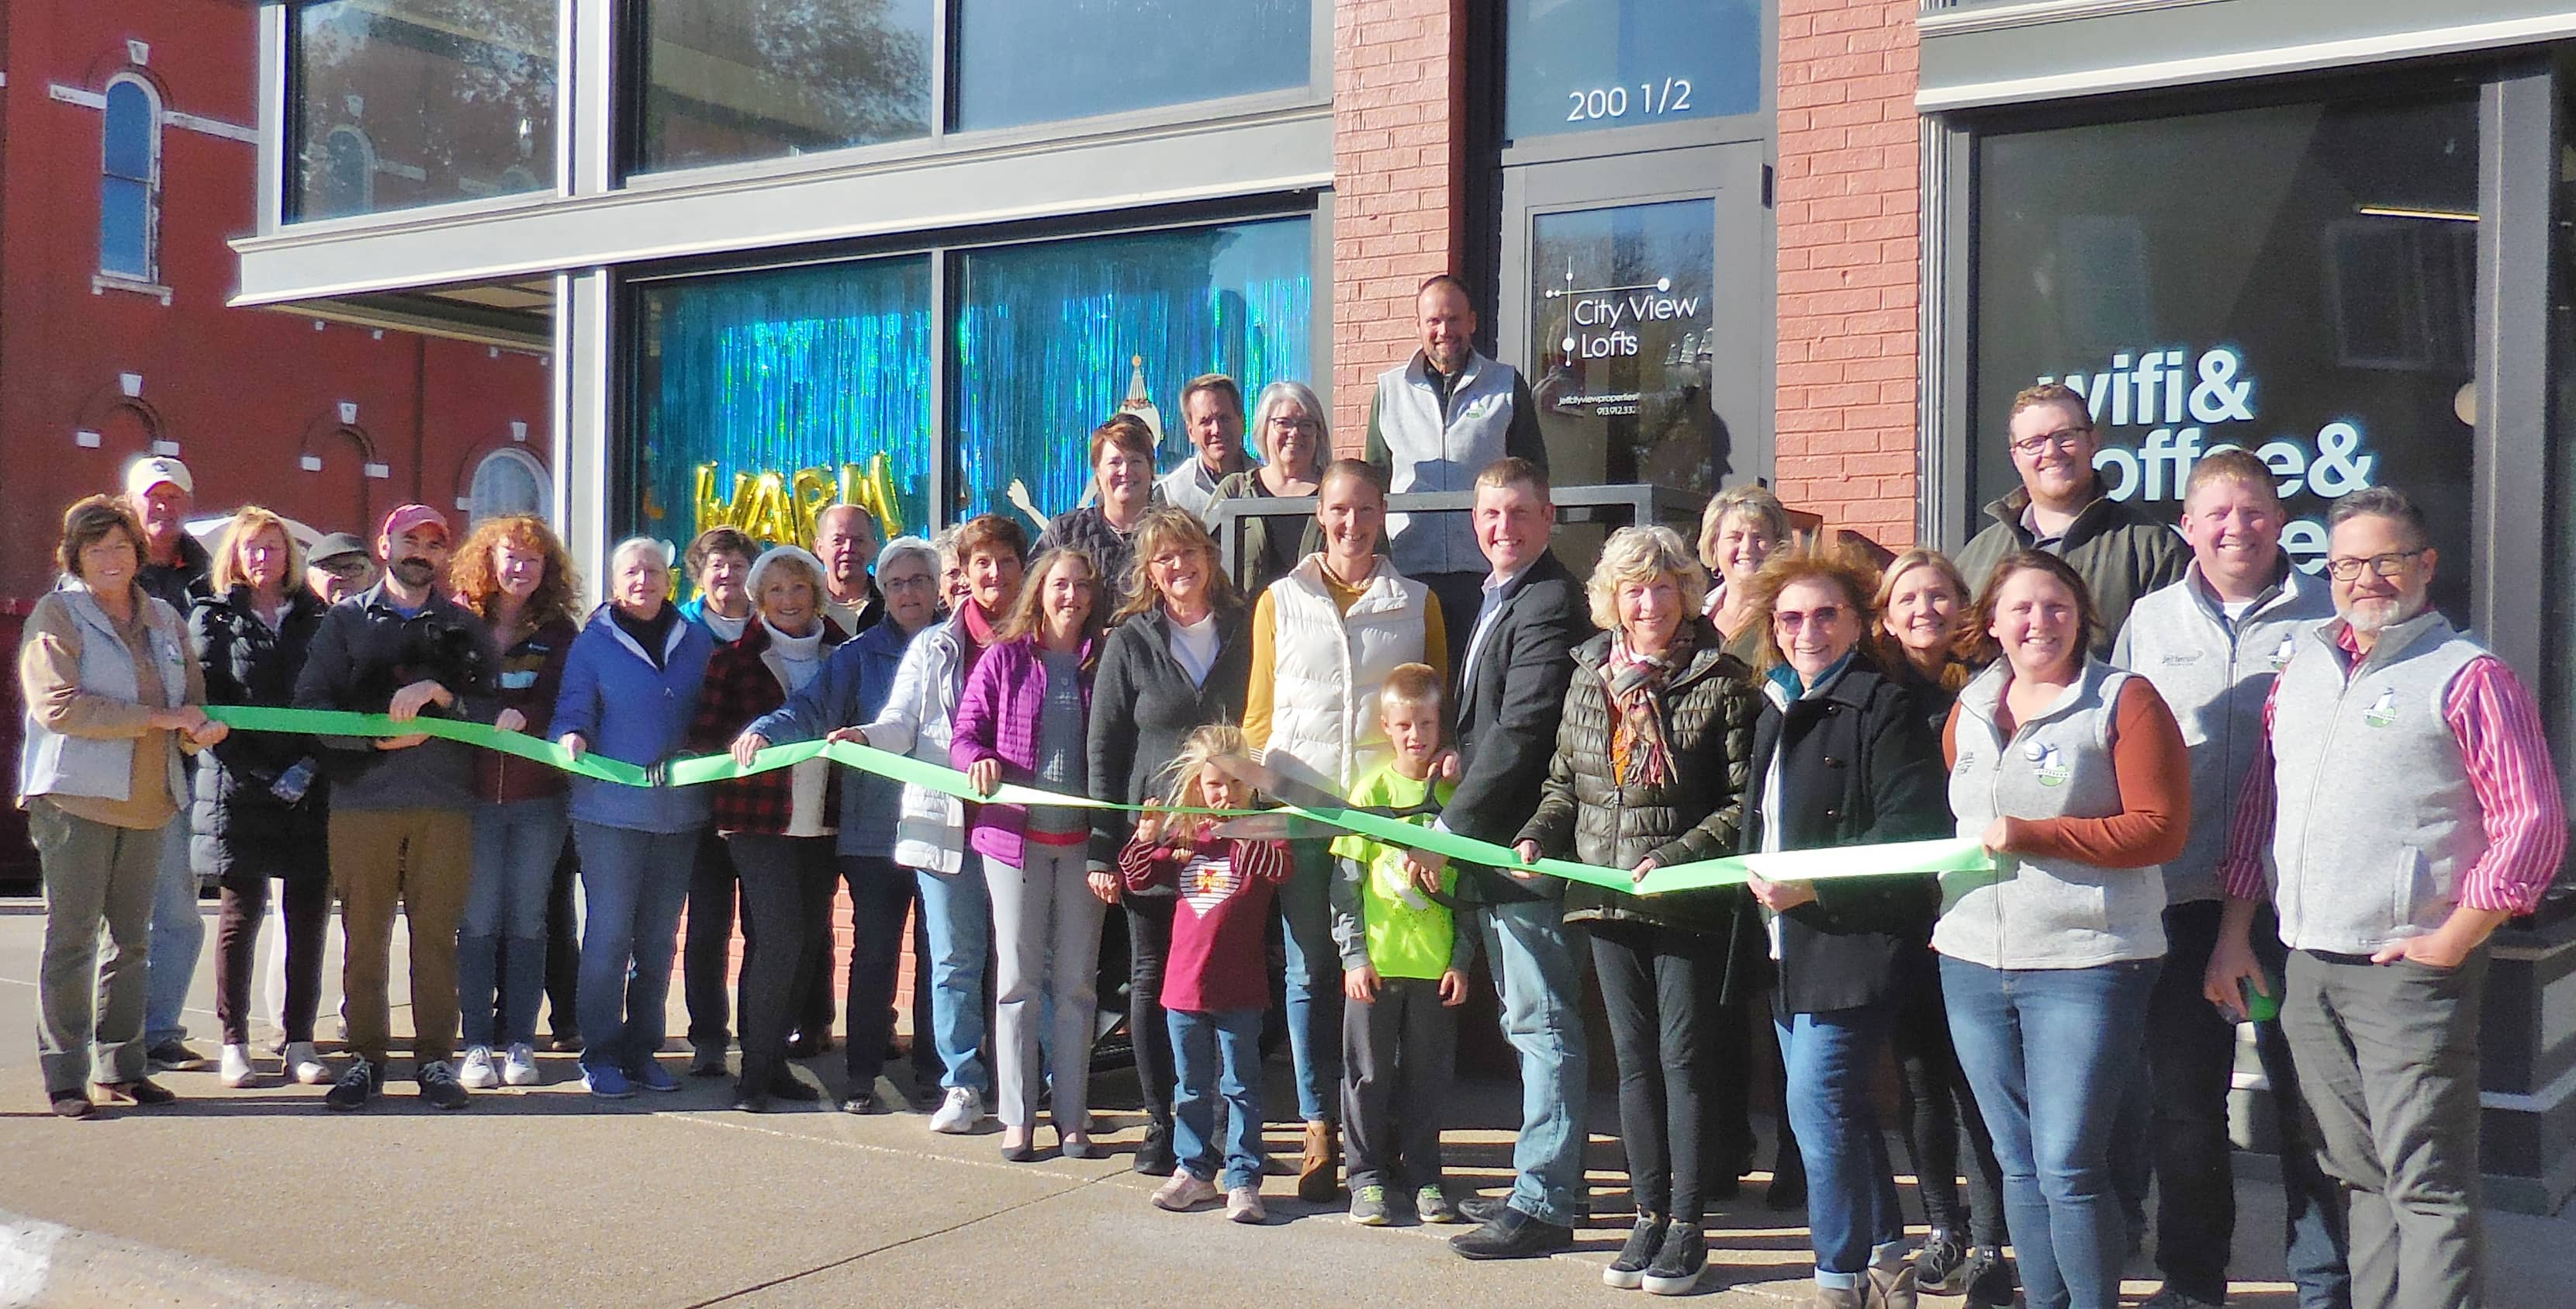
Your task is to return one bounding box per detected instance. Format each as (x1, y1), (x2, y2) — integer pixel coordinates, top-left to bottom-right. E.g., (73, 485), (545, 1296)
(1112, 506), (1243, 625)
(1868, 547), (1974, 685)
(1158, 723), (1258, 810)
(211, 505), (306, 594)
(1377, 661), (1444, 718)
(2183, 446), (2282, 508)
(996, 546), (1105, 653)
(1696, 483), (1792, 573)
(1585, 525), (1708, 632)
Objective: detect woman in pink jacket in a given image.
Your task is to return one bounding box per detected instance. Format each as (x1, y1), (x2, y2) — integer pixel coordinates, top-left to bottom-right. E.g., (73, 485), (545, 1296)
(952, 546), (1117, 1162)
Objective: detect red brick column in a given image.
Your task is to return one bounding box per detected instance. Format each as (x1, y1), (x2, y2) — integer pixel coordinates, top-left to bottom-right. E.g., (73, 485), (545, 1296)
(1329, 0), (1467, 449)
(1774, 0), (1922, 547)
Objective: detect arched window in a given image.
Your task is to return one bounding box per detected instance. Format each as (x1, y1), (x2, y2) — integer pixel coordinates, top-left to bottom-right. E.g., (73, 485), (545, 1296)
(100, 76), (161, 279)
(469, 447), (548, 523)
(320, 126), (375, 218)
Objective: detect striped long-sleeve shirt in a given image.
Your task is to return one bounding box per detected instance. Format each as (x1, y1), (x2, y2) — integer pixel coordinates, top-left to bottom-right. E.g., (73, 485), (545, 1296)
(2218, 627), (2567, 915)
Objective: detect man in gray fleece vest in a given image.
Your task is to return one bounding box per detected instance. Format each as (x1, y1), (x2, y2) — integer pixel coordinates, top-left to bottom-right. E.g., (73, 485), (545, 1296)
(2208, 487), (2566, 1309)
(2112, 451), (2345, 1309)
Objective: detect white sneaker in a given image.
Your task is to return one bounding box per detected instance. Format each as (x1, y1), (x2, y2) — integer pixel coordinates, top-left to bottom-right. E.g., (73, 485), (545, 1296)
(218, 1043), (257, 1089)
(285, 1041), (331, 1086)
(457, 1045), (500, 1090)
(928, 1086), (986, 1134)
(502, 1043), (542, 1086)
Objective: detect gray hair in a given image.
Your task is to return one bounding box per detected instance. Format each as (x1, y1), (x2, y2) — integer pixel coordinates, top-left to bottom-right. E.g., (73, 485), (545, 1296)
(2326, 486), (2429, 550)
(1586, 525), (1709, 632)
(610, 536), (675, 574)
(877, 535), (938, 579)
(1250, 379), (1329, 473)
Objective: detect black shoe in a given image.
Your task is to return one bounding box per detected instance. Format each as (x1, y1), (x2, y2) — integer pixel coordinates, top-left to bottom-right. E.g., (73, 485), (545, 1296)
(1448, 1206), (1575, 1260)
(1765, 1156), (1807, 1211)
(784, 1030), (831, 1059)
(766, 1071), (821, 1102)
(1603, 1212), (1665, 1290)
(549, 1032), (583, 1054)
(96, 1078), (176, 1106)
(689, 1044), (729, 1077)
(1916, 1227), (1969, 1293)
(1457, 1196), (1511, 1225)
(417, 1060), (470, 1111)
(1641, 1219), (1706, 1296)
(1962, 1246), (2017, 1308)
(324, 1058), (378, 1112)
(733, 1089), (771, 1113)
(839, 1090), (882, 1115)
(145, 1041), (209, 1072)
(1133, 1117), (1176, 1176)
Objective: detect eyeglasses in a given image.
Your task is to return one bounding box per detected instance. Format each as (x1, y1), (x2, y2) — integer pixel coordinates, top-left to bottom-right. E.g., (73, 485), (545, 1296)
(2009, 428), (2093, 457)
(1773, 605), (1847, 632)
(1267, 417), (1320, 433)
(2324, 549), (2426, 582)
(883, 573), (939, 593)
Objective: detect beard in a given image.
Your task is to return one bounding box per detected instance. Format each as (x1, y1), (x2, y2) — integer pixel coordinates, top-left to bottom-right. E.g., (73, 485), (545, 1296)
(391, 556), (437, 588)
(2340, 595), (2415, 635)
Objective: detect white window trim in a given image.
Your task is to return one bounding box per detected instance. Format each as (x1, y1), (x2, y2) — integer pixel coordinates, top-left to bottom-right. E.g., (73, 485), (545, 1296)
(99, 73), (164, 286)
(469, 445), (552, 523)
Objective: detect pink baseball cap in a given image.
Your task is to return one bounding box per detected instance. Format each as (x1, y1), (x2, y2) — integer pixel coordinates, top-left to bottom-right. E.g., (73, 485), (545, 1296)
(378, 503), (451, 545)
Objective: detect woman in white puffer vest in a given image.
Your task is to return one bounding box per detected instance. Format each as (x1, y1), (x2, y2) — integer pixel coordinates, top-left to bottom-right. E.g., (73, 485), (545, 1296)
(1240, 459), (1447, 1204)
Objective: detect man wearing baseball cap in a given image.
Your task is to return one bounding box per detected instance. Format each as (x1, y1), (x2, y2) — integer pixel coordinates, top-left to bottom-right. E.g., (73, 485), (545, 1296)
(304, 532), (379, 607)
(293, 504), (516, 1110)
(122, 455), (217, 1072)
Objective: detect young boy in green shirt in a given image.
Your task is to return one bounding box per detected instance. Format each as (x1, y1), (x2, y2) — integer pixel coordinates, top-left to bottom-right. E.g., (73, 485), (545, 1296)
(1330, 662), (1474, 1227)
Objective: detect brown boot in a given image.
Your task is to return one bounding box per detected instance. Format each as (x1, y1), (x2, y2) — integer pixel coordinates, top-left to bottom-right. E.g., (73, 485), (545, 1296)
(1296, 1120), (1340, 1203)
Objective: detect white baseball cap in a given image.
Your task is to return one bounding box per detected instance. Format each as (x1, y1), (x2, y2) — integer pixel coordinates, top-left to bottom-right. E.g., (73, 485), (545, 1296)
(123, 455), (194, 500)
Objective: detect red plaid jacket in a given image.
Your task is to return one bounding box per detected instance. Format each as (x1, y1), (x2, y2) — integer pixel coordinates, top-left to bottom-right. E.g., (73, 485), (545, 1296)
(689, 618), (849, 834)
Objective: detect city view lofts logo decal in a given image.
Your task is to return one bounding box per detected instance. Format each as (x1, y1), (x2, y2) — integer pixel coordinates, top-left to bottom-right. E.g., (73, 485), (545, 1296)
(2035, 346), (2378, 574)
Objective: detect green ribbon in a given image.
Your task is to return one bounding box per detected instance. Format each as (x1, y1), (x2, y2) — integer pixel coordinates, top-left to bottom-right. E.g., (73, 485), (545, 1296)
(204, 705), (1993, 896)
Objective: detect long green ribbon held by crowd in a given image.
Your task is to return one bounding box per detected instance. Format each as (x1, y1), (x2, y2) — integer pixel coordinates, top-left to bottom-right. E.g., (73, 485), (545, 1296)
(201, 705), (1997, 899)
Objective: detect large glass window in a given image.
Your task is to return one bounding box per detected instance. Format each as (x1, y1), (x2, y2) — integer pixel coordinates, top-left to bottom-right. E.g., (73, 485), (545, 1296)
(634, 256), (935, 549)
(1527, 199), (1723, 495)
(636, 0), (934, 174)
(951, 218), (1312, 522)
(952, 0), (1311, 133)
(1504, 0), (1760, 142)
(1972, 92), (2479, 618)
(100, 78), (159, 280)
(290, 0), (557, 220)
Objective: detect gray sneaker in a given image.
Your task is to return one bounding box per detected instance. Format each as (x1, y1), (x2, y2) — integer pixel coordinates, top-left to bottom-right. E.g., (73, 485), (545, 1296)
(1348, 1184), (1392, 1226)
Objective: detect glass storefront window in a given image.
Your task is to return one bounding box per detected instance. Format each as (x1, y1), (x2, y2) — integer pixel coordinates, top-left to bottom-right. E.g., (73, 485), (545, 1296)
(634, 256), (935, 549)
(289, 0), (558, 220)
(952, 0), (1311, 133)
(635, 0), (934, 174)
(952, 218), (1313, 523)
(1504, 0), (1759, 142)
(1973, 92), (2480, 618)
(1527, 199), (1722, 495)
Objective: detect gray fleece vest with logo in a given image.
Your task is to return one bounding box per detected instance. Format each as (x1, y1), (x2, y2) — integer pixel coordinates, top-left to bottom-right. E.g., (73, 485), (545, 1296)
(1940, 657), (2168, 970)
(2266, 611), (2488, 955)
(2113, 564), (2335, 905)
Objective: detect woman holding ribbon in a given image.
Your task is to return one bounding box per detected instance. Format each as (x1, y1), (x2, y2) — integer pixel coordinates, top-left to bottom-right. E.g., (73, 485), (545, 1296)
(1511, 524), (1758, 1297)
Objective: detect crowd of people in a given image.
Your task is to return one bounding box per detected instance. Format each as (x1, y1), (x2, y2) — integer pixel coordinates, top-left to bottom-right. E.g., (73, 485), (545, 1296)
(16, 275), (2558, 1309)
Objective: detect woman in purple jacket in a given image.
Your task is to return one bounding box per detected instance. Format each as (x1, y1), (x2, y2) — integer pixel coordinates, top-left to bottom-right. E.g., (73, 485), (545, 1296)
(953, 546), (1115, 1162)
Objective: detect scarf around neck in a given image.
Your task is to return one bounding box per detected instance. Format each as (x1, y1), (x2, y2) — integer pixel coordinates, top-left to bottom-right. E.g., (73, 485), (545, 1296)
(1604, 626), (1693, 788)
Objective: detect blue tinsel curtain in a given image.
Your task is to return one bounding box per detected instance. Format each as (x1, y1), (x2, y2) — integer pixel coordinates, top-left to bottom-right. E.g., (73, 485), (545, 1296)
(951, 217), (1312, 526)
(638, 255), (935, 544)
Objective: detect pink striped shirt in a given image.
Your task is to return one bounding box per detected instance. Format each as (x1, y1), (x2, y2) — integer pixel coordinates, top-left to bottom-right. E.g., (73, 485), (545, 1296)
(2218, 627), (2567, 914)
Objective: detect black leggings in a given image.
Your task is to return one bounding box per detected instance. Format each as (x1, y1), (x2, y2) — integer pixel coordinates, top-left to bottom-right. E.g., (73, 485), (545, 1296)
(727, 834), (837, 1090)
(1125, 894), (1177, 1121)
(209, 808), (330, 1048)
(1893, 954), (2007, 1248)
(1592, 919), (1722, 1223)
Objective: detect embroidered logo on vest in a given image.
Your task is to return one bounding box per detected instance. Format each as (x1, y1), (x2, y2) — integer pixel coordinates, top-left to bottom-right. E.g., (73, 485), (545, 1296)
(2270, 634), (2297, 670)
(2363, 687), (2399, 729)
(2025, 740), (2070, 788)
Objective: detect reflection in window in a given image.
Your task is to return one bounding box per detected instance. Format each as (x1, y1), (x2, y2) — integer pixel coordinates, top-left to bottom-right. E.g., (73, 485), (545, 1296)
(1504, 0), (1758, 141)
(637, 0), (933, 173)
(953, 0), (1310, 132)
(290, 0), (556, 220)
(634, 257), (935, 546)
(1973, 92), (2478, 614)
(1527, 199), (1722, 495)
(953, 219), (1312, 525)
(470, 448), (548, 522)
(101, 78), (159, 279)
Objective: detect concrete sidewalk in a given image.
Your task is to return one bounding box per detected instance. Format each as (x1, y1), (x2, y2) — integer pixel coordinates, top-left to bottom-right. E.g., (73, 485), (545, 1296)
(0, 899), (2567, 1307)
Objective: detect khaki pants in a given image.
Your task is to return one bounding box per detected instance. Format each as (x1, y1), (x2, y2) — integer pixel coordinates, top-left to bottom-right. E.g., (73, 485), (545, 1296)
(330, 808), (472, 1070)
(26, 799), (161, 1093)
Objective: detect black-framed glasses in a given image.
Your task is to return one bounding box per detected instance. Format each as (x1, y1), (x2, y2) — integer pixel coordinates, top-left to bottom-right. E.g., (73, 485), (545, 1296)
(2009, 427), (2093, 456)
(2323, 549), (2426, 582)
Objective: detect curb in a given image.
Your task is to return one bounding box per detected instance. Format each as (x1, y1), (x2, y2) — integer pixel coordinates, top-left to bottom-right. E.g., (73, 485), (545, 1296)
(0, 1210), (406, 1309)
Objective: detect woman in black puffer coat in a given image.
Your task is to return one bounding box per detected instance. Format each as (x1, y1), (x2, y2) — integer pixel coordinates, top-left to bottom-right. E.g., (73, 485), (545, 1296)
(1513, 525), (1762, 1297)
(190, 508), (333, 1088)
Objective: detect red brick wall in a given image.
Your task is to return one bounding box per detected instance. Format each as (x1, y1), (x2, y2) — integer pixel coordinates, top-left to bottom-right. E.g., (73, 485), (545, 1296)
(1329, 0), (1466, 448)
(1773, 0), (1921, 547)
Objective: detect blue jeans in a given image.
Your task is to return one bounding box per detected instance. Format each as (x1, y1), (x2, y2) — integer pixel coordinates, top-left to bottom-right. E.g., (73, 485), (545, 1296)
(143, 821), (202, 1047)
(915, 858), (991, 1095)
(1476, 898), (1592, 1225)
(1169, 1006), (1266, 1190)
(1779, 1005), (1907, 1288)
(460, 796), (569, 1048)
(1277, 840), (1341, 1123)
(572, 822), (699, 1075)
(1942, 955), (2160, 1309)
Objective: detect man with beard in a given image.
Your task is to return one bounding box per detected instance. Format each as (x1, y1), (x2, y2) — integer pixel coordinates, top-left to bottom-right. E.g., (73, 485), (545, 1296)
(814, 504), (883, 637)
(294, 505), (515, 1111)
(2208, 487), (2564, 1309)
(121, 457), (217, 1071)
